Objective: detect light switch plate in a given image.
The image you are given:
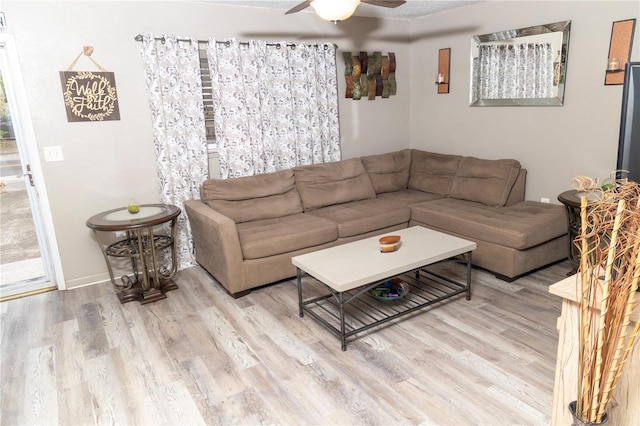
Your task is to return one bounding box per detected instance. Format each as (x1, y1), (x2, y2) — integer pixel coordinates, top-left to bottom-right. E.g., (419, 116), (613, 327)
(43, 145), (64, 162)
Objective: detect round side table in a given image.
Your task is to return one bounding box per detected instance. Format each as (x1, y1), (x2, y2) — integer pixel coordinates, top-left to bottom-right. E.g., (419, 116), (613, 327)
(86, 204), (180, 304)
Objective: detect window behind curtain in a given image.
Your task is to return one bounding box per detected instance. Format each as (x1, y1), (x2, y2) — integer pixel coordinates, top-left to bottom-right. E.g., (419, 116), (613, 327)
(199, 47), (216, 147)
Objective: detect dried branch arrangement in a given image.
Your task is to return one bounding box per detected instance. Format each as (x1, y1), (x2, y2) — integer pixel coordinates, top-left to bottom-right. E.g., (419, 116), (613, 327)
(572, 176), (640, 423)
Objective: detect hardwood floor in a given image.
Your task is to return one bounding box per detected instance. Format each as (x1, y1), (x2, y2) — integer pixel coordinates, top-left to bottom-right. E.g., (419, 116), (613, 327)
(0, 260), (571, 425)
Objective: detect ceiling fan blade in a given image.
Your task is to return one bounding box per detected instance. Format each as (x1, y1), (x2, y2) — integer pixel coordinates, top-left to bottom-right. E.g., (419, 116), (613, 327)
(285, 0), (312, 14)
(361, 0), (406, 8)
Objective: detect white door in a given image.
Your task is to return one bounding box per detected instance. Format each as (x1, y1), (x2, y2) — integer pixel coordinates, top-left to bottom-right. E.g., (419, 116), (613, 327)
(0, 34), (62, 299)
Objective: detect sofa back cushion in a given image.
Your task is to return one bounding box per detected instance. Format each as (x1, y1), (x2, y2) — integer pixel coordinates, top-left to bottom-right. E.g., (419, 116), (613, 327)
(361, 149), (411, 194)
(293, 158), (376, 211)
(200, 169), (303, 223)
(449, 156), (521, 207)
(505, 169), (527, 206)
(408, 150), (462, 196)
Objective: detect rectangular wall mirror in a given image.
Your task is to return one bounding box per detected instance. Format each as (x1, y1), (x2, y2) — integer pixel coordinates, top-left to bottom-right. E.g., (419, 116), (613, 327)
(470, 20), (571, 106)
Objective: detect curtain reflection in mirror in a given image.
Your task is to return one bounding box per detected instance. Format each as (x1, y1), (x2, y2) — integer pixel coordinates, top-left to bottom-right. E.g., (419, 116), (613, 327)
(473, 43), (554, 100)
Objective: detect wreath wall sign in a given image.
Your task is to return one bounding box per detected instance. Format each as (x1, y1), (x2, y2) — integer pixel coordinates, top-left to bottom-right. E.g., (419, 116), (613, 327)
(59, 46), (120, 122)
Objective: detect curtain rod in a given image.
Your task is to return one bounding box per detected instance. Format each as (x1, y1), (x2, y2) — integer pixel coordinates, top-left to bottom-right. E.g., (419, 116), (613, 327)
(133, 34), (337, 49)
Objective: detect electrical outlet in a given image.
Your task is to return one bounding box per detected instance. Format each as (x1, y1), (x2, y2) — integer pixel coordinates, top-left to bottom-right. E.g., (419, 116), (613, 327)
(541, 197), (550, 203)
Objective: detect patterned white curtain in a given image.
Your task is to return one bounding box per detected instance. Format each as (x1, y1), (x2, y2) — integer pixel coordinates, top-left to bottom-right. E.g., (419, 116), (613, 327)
(207, 39), (341, 178)
(139, 34), (208, 270)
(476, 43), (554, 99)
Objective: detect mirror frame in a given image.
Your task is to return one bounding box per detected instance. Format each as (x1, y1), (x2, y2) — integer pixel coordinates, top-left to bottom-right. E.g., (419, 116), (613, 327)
(469, 20), (571, 107)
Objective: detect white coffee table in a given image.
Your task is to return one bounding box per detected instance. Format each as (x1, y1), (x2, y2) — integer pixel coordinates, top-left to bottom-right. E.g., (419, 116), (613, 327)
(292, 226), (476, 350)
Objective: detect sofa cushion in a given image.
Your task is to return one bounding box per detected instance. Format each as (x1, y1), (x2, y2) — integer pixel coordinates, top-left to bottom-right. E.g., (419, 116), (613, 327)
(410, 198), (567, 250)
(200, 169), (302, 223)
(237, 213), (337, 260)
(293, 158), (376, 212)
(408, 150), (462, 196)
(361, 149), (411, 194)
(449, 157), (521, 207)
(307, 198), (411, 238)
(376, 189), (444, 205)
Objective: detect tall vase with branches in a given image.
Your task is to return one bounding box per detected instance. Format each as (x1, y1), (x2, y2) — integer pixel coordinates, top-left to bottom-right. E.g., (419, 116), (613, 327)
(571, 175), (640, 425)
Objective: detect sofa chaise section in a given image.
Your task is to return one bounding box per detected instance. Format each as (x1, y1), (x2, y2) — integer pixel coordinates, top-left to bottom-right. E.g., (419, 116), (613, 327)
(406, 154), (567, 280)
(410, 198), (568, 280)
(365, 150), (566, 280)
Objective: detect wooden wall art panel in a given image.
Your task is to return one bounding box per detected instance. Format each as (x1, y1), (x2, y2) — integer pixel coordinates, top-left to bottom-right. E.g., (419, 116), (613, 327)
(605, 19), (636, 86)
(344, 51), (396, 100)
(436, 48), (450, 94)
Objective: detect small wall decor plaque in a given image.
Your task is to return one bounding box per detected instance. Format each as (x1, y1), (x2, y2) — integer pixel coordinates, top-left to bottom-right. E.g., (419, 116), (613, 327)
(343, 51), (396, 100)
(605, 19), (636, 86)
(436, 48), (450, 94)
(59, 46), (120, 122)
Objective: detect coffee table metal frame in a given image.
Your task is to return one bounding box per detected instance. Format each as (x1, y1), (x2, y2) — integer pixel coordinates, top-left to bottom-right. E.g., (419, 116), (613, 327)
(293, 226), (475, 351)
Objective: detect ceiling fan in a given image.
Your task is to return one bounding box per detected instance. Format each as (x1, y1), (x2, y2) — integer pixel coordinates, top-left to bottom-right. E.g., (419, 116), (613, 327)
(285, 0), (407, 23)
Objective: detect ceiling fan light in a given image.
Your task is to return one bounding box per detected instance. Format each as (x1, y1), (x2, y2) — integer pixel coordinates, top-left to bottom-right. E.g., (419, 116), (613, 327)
(310, 0), (361, 22)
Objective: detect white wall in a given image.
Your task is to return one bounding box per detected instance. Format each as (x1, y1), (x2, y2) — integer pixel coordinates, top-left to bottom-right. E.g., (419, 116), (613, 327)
(2, 1), (411, 288)
(409, 1), (640, 202)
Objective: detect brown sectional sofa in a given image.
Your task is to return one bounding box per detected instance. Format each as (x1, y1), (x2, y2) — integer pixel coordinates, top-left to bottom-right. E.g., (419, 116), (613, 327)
(184, 149), (568, 297)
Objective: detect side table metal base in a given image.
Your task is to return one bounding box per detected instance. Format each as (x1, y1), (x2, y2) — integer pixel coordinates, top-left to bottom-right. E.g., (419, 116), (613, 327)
(117, 278), (178, 304)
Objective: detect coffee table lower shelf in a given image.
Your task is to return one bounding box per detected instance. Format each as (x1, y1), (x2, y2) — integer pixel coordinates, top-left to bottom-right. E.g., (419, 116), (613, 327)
(297, 255), (472, 351)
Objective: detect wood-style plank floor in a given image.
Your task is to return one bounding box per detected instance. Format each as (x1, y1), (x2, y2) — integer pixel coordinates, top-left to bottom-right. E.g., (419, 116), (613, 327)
(0, 259), (572, 425)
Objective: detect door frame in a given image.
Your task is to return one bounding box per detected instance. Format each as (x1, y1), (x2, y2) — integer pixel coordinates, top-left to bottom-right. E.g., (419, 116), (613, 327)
(1, 33), (65, 291)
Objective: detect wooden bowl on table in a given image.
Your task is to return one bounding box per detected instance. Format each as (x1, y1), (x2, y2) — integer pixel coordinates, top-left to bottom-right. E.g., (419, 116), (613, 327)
(379, 235), (401, 253)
